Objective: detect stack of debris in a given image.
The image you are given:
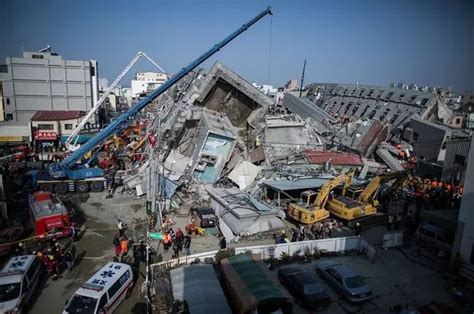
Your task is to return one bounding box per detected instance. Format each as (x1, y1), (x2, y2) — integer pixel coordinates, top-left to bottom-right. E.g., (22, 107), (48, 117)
(107, 60), (469, 242)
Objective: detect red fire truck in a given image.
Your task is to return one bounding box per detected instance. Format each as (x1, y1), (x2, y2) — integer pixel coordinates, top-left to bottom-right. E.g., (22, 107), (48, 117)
(29, 192), (72, 240)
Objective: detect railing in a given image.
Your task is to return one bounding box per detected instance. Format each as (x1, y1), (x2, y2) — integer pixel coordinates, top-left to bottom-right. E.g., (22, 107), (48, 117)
(151, 236), (368, 270)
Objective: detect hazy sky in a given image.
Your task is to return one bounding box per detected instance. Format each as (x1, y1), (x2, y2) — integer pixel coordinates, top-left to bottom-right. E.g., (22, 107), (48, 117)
(1, 0), (473, 92)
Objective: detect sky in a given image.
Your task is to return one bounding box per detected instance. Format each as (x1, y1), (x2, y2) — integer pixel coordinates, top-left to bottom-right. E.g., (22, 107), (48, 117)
(0, 0), (473, 92)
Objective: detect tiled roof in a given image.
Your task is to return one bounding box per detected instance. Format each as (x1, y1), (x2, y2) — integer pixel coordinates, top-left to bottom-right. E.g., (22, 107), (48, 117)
(304, 150), (363, 166)
(31, 110), (86, 121)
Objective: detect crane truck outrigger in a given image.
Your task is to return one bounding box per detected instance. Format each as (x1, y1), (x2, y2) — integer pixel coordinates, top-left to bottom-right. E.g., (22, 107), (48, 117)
(24, 7), (273, 194)
(288, 170), (355, 225)
(327, 171), (407, 221)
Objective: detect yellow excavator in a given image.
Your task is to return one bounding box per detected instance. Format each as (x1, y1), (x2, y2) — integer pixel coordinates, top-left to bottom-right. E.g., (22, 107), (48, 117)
(327, 171), (407, 221)
(288, 170), (355, 224)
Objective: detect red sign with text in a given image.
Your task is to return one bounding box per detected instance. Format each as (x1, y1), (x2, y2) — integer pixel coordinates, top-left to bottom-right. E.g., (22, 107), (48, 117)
(34, 131), (57, 140)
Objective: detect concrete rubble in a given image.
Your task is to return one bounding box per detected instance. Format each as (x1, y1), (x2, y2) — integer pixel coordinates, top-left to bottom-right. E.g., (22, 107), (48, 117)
(103, 61), (471, 242)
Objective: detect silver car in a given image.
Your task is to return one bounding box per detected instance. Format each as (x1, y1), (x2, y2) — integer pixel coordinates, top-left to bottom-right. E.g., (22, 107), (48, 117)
(316, 260), (372, 303)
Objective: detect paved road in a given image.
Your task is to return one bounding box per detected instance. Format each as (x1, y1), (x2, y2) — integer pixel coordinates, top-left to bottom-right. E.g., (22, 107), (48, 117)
(28, 204), (147, 314)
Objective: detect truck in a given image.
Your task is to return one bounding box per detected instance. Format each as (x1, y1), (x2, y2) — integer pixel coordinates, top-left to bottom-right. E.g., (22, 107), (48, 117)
(29, 191), (72, 240)
(33, 6), (273, 194)
(23, 169), (106, 194)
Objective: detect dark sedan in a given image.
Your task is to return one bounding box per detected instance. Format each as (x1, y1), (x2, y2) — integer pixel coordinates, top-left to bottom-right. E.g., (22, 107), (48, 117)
(278, 267), (331, 310)
(190, 206), (218, 228)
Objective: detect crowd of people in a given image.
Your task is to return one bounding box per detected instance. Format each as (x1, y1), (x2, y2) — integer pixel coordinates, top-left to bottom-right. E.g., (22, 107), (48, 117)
(161, 227), (192, 259)
(404, 176), (463, 212)
(14, 238), (76, 280)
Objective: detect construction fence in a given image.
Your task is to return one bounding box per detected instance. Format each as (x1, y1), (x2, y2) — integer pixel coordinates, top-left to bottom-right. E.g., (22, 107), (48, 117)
(151, 235), (369, 270)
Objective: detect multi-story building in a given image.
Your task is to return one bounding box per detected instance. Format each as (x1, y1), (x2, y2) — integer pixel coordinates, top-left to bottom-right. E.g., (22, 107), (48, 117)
(305, 83), (452, 134)
(131, 72), (167, 97)
(0, 51), (98, 140)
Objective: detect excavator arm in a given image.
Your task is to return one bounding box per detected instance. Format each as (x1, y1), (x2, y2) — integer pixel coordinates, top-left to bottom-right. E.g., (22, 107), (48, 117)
(314, 169), (355, 209)
(357, 171), (406, 204)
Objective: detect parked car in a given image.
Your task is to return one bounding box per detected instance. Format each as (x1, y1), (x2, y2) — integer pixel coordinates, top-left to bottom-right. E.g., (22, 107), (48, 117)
(190, 207), (218, 228)
(316, 260), (372, 303)
(278, 267), (331, 309)
(414, 224), (453, 257)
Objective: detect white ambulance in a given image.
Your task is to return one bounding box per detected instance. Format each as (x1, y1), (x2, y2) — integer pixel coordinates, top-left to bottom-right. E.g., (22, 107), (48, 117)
(0, 255), (42, 313)
(63, 262), (133, 314)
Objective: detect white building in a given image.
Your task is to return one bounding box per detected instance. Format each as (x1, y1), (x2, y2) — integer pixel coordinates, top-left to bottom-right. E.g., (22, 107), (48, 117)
(131, 71), (167, 97)
(0, 51), (98, 140)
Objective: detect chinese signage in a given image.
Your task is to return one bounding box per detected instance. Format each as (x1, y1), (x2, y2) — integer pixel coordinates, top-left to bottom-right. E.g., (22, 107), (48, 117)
(34, 131), (57, 140)
(79, 123), (101, 135)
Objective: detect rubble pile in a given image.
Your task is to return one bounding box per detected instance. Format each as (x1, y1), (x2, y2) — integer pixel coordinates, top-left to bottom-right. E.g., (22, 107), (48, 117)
(105, 61), (470, 241)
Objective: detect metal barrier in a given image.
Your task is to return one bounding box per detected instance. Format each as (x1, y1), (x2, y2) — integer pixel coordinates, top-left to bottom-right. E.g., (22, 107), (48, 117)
(151, 236), (367, 270)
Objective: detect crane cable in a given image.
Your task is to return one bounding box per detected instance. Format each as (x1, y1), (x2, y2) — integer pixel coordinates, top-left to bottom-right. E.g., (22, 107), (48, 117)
(267, 14), (273, 84)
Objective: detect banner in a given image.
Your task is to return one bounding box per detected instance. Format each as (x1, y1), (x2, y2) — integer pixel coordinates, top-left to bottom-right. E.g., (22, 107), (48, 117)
(34, 131), (57, 140)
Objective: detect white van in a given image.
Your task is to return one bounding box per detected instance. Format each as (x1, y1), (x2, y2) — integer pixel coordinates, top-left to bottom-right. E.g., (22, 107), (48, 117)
(0, 255), (42, 313)
(63, 262), (133, 314)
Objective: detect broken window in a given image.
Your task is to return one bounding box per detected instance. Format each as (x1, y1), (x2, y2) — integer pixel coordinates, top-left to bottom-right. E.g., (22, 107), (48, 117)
(390, 114), (399, 124)
(420, 98), (429, 106)
(454, 154), (465, 165)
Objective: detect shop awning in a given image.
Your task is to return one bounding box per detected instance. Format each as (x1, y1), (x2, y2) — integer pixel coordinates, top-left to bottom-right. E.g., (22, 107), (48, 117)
(45, 216), (64, 229)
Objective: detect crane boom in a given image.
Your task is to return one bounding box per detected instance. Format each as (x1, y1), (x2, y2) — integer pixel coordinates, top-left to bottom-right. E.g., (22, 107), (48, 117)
(65, 51), (169, 151)
(53, 6), (273, 180)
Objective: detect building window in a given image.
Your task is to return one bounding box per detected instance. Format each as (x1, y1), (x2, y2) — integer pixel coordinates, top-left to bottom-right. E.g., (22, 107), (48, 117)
(90, 66), (95, 76)
(413, 132), (419, 141)
(455, 118), (461, 124)
(6, 113), (13, 121)
(6, 98), (10, 105)
(38, 124), (54, 130)
(32, 54), (44, 59)
(454, 154), (465, 166)
(64, 124), (73, 130)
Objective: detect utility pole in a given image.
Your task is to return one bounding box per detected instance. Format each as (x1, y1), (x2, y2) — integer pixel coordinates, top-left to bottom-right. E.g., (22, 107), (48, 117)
(299, 60), (306, 98)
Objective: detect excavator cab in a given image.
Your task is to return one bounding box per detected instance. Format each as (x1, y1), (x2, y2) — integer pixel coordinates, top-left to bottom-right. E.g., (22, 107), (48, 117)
(299, 190), (318, 208)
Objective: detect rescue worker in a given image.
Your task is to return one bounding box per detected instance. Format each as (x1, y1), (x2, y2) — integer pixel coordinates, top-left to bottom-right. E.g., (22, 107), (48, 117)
(113, 234), (121, 260)
(163, 232), (171, 252)
(64, 249), (75, 271)
(219, 236), (227, 249)
(120, 235), (129, 261)
(15, 242), (25, 256)
(183, 235), (191, 255)
(139, 241), (147, 262)
(117, 219), (124, 237)
(354, 222), (362, 236)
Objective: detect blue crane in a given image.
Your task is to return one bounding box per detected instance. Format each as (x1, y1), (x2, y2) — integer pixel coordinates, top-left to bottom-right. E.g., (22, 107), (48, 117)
(48, 6), (273, 182)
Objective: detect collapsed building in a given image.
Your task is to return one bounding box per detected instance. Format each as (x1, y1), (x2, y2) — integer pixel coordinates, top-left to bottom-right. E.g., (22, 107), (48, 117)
(114, 61), (470, 241)
(305, 83), (453, 134)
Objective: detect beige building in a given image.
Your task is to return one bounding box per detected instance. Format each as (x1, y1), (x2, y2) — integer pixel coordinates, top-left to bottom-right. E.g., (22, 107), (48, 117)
(31, 110), (86, 142)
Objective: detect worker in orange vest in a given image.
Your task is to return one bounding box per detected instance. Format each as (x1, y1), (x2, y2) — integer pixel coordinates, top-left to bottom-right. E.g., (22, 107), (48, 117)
(120, 235), (129, 261)
(163, 232), (171, 252)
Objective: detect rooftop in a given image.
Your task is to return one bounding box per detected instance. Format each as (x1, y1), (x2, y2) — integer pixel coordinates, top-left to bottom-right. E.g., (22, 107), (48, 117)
(31, 110), (86, 121)
(304, 150), (363, 166)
